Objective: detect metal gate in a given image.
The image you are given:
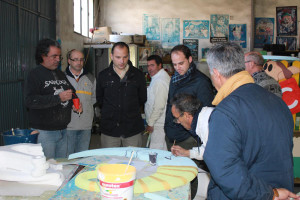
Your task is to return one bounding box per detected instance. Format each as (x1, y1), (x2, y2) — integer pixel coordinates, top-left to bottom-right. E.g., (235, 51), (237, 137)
(0, 0), (56, 133)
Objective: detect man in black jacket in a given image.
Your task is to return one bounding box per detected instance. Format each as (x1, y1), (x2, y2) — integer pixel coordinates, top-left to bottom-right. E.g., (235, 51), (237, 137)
(25, 38), (81, 159)
(96, 42), (147, 147)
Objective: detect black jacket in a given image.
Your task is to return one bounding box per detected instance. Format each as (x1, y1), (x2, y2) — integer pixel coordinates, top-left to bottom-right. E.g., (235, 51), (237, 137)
(25, 65), (74, 130)
(96, 61), (147, 137)
(164, 63), (215, 142)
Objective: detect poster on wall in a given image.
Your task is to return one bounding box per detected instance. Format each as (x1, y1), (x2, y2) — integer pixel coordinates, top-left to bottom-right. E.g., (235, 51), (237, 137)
(143, 14), (161, 40)
(254, 18), (274, 48)
(229, 24), (247, 48)
(138, 47), (153, 66)
(161, 18), (180, 48)
(202, 48), (210, 59)
(183, 39), (199, 61)
(276, 6), (297, 36)
(183, 20), (209, 39)
(210, 14), (229, 43)
(276, 37), (297, 51)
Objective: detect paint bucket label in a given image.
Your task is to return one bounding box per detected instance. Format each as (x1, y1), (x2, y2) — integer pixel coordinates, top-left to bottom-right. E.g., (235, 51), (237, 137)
(98, 164), (136, 200)
(99, 180), (134, 199)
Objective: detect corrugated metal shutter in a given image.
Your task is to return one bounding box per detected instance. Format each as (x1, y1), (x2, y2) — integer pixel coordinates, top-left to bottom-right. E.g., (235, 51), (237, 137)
(0, 0), (56, 135)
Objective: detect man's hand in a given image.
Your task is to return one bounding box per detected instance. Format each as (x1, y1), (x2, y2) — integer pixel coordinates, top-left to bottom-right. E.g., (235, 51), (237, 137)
(275, 188), (300, 200)
(73, 103), (83, 114)
(171, 145), (190, 157)
(59, 89), (72, 102)
(146, 125), (154, 133)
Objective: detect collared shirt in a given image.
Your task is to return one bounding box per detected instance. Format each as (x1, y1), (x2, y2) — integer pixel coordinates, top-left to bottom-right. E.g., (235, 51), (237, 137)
(68, 66), (83, 81)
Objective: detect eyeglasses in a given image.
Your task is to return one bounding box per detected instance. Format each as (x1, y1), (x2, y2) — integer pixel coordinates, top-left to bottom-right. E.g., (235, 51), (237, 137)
(48, 55), (63, 61)
(173, 113), (184, 123)
(69, 58), (85, 62)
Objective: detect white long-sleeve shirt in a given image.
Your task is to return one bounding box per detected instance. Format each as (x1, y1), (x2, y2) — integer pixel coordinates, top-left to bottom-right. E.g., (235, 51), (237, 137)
(145, 69), (170, 127)
(189, 107), (214, 160)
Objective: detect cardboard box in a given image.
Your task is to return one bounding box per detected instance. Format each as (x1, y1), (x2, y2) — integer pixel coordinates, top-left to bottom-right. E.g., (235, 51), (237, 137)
(93, 27), (112, 43)
(109, 35), (133, 43)
(133, 35), (146, 45)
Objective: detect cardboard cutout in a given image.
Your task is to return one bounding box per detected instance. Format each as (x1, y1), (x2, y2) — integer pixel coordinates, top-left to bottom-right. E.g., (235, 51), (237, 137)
(264, 61), (300, 114)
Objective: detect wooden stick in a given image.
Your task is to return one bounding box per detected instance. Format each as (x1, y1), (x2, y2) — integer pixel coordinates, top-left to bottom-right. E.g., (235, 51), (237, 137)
(173, 140), (176, 146)
(125, 151), (134, 173)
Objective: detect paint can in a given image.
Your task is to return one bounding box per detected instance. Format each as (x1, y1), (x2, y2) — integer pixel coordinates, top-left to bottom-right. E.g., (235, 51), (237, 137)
(98, 164), (136, 200)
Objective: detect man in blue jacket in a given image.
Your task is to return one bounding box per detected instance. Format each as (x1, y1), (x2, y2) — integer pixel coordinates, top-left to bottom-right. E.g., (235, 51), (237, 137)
(164, 45), (215, 199)
(164, 45), (215, 151)
(204, 42), (298, 199)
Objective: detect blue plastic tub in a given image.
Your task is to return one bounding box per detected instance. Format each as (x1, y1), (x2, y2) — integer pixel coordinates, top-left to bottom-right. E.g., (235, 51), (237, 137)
(2, 129), (38, 145)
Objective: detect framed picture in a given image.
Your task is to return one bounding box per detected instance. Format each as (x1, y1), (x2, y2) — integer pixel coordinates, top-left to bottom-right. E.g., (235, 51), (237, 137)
(138, 47), (153, 66)
(276, 6), (297, 36)
(254, 18), (274, 48)
(276, 37), (297, 51)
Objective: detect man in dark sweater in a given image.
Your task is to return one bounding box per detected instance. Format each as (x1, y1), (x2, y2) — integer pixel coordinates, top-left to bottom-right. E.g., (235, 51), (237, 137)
(25, 38), (81, 159)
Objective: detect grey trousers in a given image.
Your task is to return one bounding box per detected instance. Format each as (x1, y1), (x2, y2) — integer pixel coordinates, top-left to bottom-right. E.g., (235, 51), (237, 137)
(101, 133), (143, 148)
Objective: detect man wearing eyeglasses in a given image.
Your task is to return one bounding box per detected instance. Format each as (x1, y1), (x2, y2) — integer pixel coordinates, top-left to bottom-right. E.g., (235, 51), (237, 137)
(244, 51), (282, 98)
(25, 38), (81, 159)
(65, 49), (96, 156)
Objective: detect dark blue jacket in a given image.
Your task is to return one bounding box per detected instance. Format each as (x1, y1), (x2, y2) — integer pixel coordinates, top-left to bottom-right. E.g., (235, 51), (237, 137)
(204, 83), (294, 200)
(96, 61), (147, 137)
(164, 63), (215, 142)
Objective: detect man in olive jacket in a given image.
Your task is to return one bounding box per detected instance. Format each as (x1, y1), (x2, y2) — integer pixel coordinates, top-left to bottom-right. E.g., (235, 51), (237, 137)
(96, 42), (147, 148)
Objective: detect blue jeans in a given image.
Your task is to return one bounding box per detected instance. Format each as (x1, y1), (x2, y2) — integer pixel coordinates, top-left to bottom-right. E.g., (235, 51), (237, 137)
(66, 129), (91, 156)
(36, 129), (67, 159)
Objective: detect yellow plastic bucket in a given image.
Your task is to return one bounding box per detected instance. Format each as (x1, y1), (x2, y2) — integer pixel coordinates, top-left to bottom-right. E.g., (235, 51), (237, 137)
(98, 164), (136, 200)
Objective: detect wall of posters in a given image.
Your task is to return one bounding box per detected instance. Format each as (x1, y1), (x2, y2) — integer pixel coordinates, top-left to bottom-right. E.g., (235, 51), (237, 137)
(183, 39), (199, 61)
(143, 14), (161, 40)
(161, 18), (180, 48)
(276, 6), (297, 36)
(276, 37), (297, 50)
(229, 24), (247, 48)
(210, 14), (229, 43)
(183, 20), (209, 39)
(254, 18), (274, 48)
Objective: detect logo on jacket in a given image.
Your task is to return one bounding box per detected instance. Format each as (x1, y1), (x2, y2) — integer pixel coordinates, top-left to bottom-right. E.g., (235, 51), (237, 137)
(53, 86), (69, 107)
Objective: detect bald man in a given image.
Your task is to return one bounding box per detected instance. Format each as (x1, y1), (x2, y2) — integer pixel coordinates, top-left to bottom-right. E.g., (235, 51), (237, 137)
(65, 49), (96, 156)
(244, 51), (282, 98)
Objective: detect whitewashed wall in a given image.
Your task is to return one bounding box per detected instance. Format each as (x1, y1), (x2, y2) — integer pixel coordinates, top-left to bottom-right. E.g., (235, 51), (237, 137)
(99, 0), (252, 54)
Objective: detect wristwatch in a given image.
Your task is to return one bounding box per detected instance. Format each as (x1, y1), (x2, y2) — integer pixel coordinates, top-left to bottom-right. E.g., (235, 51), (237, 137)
(272, 188), (279, 200)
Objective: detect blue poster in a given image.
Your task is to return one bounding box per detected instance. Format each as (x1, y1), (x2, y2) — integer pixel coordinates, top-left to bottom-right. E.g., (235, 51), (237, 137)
(254, 18), (274, 48)
(229, 24), (247, 48)
(161, 18), (180, 48)
(143, 14), (160, 40)
(210, 14), (229, 43)
(183, 20), (209, 39)
(202, 48), (210, 59)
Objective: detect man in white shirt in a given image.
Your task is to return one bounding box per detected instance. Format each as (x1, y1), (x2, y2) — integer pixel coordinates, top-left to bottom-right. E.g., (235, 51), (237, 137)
(145, 55), (170, 150)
